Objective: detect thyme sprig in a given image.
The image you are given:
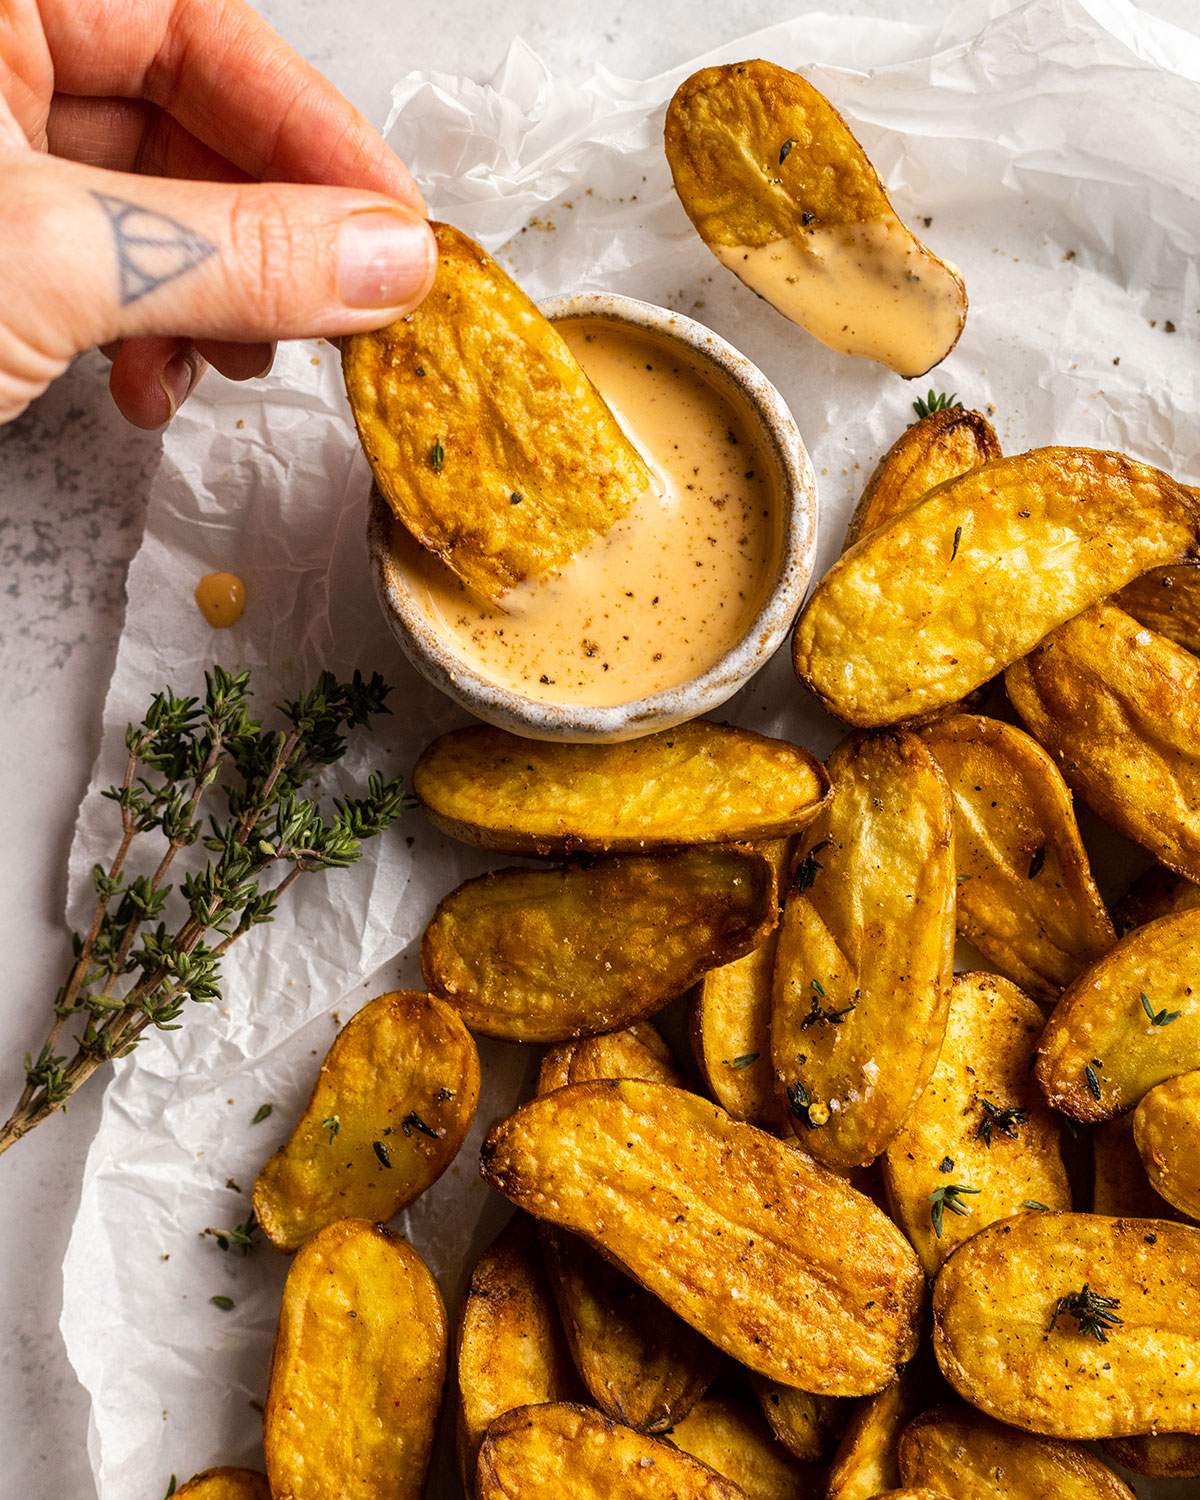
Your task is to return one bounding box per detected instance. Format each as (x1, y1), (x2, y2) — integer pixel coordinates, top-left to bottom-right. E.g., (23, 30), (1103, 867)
(929, 1182), (979, 1237)
(974, 1099), (1028, 1147)
(0, 667), (408, 1157)
(1049, 1283), (1123, 1342)
(1140, 991), (1182, 1027)
(912, 389), (962, 420)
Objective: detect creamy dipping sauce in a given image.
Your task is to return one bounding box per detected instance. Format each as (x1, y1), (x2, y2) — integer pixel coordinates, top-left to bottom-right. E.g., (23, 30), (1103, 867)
(195, 571), (246, 628)
(716, 220), (964, 378)
(395, 317), (782, 708)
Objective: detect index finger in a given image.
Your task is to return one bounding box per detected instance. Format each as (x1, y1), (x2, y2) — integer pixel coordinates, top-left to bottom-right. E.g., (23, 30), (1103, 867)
(38, 0), (424, 209)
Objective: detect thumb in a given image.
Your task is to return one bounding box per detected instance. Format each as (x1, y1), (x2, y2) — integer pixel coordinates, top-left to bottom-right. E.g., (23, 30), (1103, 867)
(0, 152), (436, 407)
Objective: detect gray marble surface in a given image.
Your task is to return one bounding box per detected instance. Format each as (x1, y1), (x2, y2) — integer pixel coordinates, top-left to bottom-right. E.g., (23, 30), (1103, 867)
(2, 2), (1197, 1495)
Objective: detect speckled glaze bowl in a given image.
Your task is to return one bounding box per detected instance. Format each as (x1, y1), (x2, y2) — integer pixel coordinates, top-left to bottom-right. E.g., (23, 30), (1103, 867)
(368, 291), (818, 742)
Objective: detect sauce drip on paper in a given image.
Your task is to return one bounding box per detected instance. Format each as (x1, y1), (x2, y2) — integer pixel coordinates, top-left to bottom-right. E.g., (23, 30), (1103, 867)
(396, 316), (781, 708)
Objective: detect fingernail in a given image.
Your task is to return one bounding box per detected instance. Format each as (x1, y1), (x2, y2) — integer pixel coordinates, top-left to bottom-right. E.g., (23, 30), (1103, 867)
(338, 211), (436, 310)
(158, 350), (203, 423)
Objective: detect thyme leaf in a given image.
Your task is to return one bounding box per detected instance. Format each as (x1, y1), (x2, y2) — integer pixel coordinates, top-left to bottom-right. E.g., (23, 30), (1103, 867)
(402, 1110), (441, 1140)
(778, 137), (796, 164)
(724, 1053), (759, 1070)
(372, 1139), (393, 1168)
(929, 1182), (979, 1237)
(429, 436), (445, 473)
(1084, 1062), (1103, 1101)
(793, 838), (832, 894)
(1140, 991), (1182, 1027)
(251, 1102), (273, 1124)
(1027, 845), (1047, 879)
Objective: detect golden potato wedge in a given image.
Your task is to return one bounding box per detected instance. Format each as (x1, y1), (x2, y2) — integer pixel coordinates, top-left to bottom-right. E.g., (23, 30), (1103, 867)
(253, 990), (479, 1251)
(871, 1491), (947, 1499)
(693, 839), (790, 1128)
(264, 1219), (446, 1500)
(413, 722), (830, 856)
(456, 1215), (578, 1492)
(667, 1392), (820, 1498)
(751, 1378), (844, 1463)
(1115, 864), (1200, 935)
(423, 846), (777, 1043)
(664, 61), (966, 378)
(899, 1404), (1134, 1499)
(883, 972), (1069, 1274)
(826, 1376), (919, 1500)
(1133, 1070), (1200, 1220)
(1116, 562), (1200, 653)
(1007, 602), (1200, 881)
(844, 408), (1001, 551)
(771, 731), (955, 1169)
(794, 450), (1200, 727)
(932, 1211), (1200, 1438)
(480, 1079), (924, 1395)
(478, 1402), (745, 1498)
(1092, 1112), (1183, 1220)
(920, 716), (1114, 1003)
(536, 1024), (719, 1432)
(175, 1471), (270, 1500)
(1103, 1431), (1200, 1479)
(343, 222), (650, 604)
(1035, 906), (1200, 1122)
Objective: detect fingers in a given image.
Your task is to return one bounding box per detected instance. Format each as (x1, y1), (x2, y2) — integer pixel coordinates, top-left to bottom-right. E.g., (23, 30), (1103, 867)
(2, 153), (437, 370)
(197, 338), (275, 381)
(108, 335), (206, 428)
(47, 95), (248, 183)
(37, 0), (423, 208)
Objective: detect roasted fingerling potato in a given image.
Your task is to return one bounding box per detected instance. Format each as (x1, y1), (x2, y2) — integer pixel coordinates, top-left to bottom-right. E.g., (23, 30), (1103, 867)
(344, 222), (651, 604)
(481, 1078), (924, 1395)
(826, 1374), (920, 1500)
(263, 1219), (446, 1500)
(174, 1471), (271, 1500)
(1116, 559), (1200, 654)
(1102, 1430), (1200, 1480)
(750, 1376), (845, 1463)
(920, 715), (1114, 1003)
(794, 449), (1200, 726)
(932, 1211), (1200, 1438)
(423, 845), (777, 1043)
(413, 721), (830, 856)
(1092, 1111), (1184, 1220)
(1115, 863), (1200, 935)
(1133, 1068), (1200, 1221)
(666, 1390), (822, 1498)
(771, 730), (955, 1169)
(253, 989), (480, 1251)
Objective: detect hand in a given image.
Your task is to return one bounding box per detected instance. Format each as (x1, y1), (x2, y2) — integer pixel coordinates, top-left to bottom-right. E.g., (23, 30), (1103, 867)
(0, 0), (437, 427)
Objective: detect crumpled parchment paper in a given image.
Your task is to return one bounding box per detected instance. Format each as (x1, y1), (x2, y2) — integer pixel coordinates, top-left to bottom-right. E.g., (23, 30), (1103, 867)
(60, 2), (1200, 1495)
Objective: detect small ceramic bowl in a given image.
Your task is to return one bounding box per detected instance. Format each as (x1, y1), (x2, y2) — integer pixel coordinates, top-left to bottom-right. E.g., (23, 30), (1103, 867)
(368, 291), (818, 742)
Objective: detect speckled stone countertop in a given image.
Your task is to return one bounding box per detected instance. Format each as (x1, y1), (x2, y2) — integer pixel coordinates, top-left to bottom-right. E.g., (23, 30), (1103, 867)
(1, 2), (1195, 1495)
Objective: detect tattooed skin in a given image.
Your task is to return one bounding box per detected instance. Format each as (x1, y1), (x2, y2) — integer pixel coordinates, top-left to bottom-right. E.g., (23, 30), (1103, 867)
(91, 193), (217, 305)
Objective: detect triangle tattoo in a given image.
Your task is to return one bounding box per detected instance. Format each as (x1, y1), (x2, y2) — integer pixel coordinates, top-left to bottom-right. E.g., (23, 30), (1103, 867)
(91, 192), (217, 306)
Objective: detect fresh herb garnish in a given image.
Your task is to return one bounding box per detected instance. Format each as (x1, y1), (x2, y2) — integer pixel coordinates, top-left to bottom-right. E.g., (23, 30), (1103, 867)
(429, 437), (445, 473)
(203, 1210), (259, 1255)
(793, 838), (832, 894)
(1084, 1062), (1103, 1101)
(1049, 1283), (1122, 1342)
(251, 1103), (273, 1124)
(951, 525), (963, 561)
(778, 137), (796, 164)
(372, 1139), (392, 1168)
(1022, 1199), (1051, 1211)
(163, 1478), (177, 1500)
(724, 1053), (759, 1069)
(210, 1295), (236, 1311)
(786, 1079), (829, 1129)
(912, 389), (962, 420)
(1027, 845), (1047, 879)
(799, 985), (857, 1029)
(402, 1110), (440, 1140)
(1140, 991), (1182, 1027)
(929, 1182), (980, 1237)
(975, 1099), (1028, 1147)
(322, 1114), (341, 1144)
(510, 491), (523, 504)
(0, 668), (408, 1157)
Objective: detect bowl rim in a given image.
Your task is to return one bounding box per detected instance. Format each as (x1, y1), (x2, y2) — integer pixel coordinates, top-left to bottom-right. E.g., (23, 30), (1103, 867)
(367, 290), (818, 742)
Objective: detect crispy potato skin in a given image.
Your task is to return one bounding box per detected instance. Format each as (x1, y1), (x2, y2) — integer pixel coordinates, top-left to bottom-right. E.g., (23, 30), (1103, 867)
(693, 839), (790, 1128)
(883, 972), (1069, 1274)
(477, 1402), (746, 1499)
(1007, 602), (1200, 881)
(1092, 1112), (1184, 1220)
(1133, 1070), (1200, 1220)
(1035, 906), (1200, 1122)
(1115, 864), (1200, 935)
(456, 1216), (578, 1493)
(536, 1025), (719, 1432)
(423, 846), (777, 1043)
(263, 1219), (446, 1500)
(1103, 1431), (1200, 1479)
(795, 450), (1200, 727)
(826, 1377), (918, 1500)
(174, 1471), (271, 1500)
(932, 1212), (1200, 1437)
(1117, 562), (1200, 654)
(343, 223), (650, 603)
(667, 1392), (820, 1498)
(253, 990), (479, 1251)
(771, 731), (955, 1168)
(920, 716), (1113, 1003)
(480, 1079), (924, 1394)
(845, 409), (1001, 551)
(899, 1405), (1134, 1498)
(871, 1491), (947, 1499)
(413, 723), (831, 856)
(751, 1377), (844, 1463)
